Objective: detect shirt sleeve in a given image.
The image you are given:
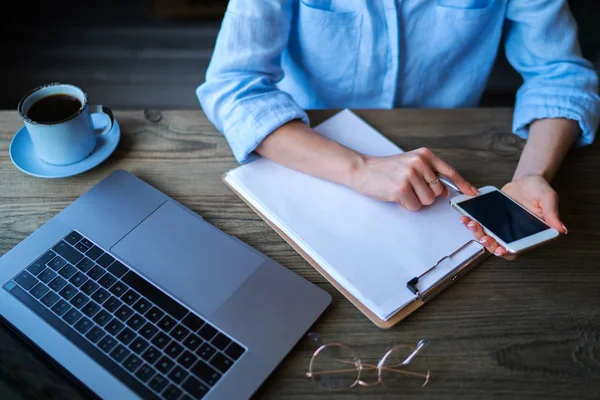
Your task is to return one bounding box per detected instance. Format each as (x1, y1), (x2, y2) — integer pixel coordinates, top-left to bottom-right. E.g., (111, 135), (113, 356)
(196, 0), (309, 163)
(505, 0), (600, 146)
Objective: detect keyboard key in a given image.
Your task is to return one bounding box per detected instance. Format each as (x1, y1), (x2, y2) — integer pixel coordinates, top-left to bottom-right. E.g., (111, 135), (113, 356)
(135, 363), (156, 383)
(211, 333), (232, 351)
(48, 256), (67, 271)
(30, 282), (49, 299)
(14, 271), (37, 290)
(74, 317), (93, 334)
(70, 292), (88, 309)
(75, 242), (89, 253)
(183, 333), (202, 351)
(109, 281), (128, 297)
(121, 289), (140, 306)
(122, 271), (187, 320)
(182, 313), (204, 332)
(168, 366), (187, 384)
(38, 268), (57, 284)
(82, 301), (102, 318)
(130, 337), (149, 354)
(80, 238), (93, 248)
(198, 324), (217, 341)
(126, 313), (145, 331)
(98, 336), (118, 353)
(225, 342), (245, 360)
(69, 271), (87, 288)
(105, 318), (125, 336)
(85, 245), (104, 261)
(123, 354), (142, 372)
(27, 251), (56, 275)
(91, 288), (110, 304)
(142, 346), (161, 364)
(178, 351), (198, 369)
(145, 306), (164, 323)
(165, 341), (183, 358)
(58, 264), (77, 279)
(75, 257), (95, 273)
(80, 279), (99, 295)
(93, 309), (112, 327)
(139, 322), (159, 340)
(170, 324), (190, 342)
(87, 265), (105, 281)
(53, 241), (83, 265)
(182, 376), (209, 399)
(63, 308), (83, 325)
(158, 315), (176, 332)
(151, 332), (170, 350)
(103, 296), (122, 313)
(191, 359), (221, 386)
(85, 326), (106, 344)
(58, 284), (78, 300)
(40, 291), (60, 307)
(97, 253), (115, 268)
(110, 344), (131, 363)
(163, 384), (183, 400)
(149, 374), (169, 394)
(132, 297), (151, 314)
(117, 327), (136, 345)
(196, 343), (216, 361)
(65, 231), (83, 245)
(98, 273), (117, 289)
(48, 276), (68, 292)
(155, 356), (175, 374)
(210, 352), (233, 373)
(116, 305), (134, 321)
(107, 261), (128, 278)
(51, 299), (71, 316)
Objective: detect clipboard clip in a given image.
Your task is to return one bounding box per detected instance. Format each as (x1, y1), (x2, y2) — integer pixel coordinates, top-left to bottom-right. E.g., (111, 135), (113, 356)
(406, 240), (487, 302)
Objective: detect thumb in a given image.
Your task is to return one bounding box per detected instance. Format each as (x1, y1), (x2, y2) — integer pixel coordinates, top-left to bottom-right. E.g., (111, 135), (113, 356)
(541, 192), (566, 233)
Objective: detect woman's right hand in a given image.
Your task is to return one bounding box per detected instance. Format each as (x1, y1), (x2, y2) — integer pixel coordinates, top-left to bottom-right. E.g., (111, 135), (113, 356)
(347, 147), (479, 211)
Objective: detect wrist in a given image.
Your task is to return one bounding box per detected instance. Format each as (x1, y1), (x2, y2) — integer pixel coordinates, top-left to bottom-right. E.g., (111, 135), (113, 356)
(342, 152), (368, 190)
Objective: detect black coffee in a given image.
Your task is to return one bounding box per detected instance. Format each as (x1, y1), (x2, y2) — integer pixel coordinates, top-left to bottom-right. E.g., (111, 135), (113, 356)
(27, 94), (82, 123)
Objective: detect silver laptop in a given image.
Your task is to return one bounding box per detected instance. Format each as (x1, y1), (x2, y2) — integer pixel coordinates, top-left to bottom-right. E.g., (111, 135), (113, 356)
(0, 169), (331, 399)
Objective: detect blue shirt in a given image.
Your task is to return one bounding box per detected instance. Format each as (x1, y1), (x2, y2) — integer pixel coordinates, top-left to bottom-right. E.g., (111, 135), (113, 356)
(197, 0), (600, 163)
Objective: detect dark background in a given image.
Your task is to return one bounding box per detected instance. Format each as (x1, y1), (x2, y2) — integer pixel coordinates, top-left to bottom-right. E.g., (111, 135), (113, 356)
(1, 0), (599, 110)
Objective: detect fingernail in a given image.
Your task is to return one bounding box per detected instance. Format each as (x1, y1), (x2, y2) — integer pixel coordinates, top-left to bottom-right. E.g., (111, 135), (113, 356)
(494, 248), (503, 256)
(471, 186), (479, 194)
(467, 221), (477, 232)
(480, 238), (490, 247)
(562, 224), (568, 235)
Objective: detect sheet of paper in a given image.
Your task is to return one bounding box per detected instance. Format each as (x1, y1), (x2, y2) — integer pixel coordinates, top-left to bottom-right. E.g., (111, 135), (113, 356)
(225, 109), (481, 320)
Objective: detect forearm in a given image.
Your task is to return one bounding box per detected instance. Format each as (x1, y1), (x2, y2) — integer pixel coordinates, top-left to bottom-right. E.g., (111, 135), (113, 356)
(256, 120), (362, 187)
(513, 118), (580, 182)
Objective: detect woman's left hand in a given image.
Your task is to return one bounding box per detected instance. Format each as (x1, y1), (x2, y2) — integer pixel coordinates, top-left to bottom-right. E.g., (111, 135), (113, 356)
(460, 174), (568, 258)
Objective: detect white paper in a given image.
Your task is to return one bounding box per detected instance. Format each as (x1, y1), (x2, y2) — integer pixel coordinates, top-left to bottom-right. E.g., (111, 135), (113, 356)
(225, 109), (481, 320)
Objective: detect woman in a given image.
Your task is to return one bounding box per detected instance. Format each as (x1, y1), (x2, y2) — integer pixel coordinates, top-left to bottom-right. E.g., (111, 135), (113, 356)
(197, 0), (600, 257)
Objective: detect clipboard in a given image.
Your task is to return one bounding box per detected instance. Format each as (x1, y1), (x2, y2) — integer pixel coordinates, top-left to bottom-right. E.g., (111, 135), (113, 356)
(224, 175), (488, 328)
(221, 109), (490, 329)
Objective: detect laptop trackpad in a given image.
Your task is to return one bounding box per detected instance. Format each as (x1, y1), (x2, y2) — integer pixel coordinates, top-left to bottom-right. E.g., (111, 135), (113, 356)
(111, 201), (263, 317)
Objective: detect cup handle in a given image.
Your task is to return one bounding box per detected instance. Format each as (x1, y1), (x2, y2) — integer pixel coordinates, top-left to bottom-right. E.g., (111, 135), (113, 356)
(89, 105), (115, 137)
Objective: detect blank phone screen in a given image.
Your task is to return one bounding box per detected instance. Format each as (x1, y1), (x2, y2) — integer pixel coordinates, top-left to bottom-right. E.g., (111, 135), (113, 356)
(457, 190), (549, 244)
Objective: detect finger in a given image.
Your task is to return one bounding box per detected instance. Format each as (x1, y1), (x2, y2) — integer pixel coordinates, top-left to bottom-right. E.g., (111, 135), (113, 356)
(494, 246), (510, 257)
(479, 235), (499, 255)
(418, 163), (445, 197)
(396, 187), (421, 211)
(421, 149), (478, 195)
(466, 220), (485, 240)
(540, 192), (567, 234)
(460, 216), (471, 227)
(409, 173), (436, 206)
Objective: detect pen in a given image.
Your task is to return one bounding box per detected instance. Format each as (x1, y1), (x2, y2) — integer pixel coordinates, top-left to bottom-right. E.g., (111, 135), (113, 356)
(436, 173), (462, 194)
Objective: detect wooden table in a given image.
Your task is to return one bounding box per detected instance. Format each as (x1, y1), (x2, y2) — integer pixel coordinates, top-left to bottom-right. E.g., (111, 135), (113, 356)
(1, 109), (599, 399)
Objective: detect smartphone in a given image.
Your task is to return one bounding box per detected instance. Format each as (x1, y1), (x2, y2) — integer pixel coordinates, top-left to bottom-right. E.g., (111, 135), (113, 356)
(450, 186), (560, 254)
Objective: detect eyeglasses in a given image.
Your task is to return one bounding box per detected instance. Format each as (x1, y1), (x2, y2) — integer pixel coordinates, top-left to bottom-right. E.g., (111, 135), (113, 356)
(305, 333), (431, 391)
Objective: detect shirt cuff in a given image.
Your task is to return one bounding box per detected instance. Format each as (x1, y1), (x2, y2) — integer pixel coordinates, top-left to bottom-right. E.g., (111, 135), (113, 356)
(222, 91), (310, 163)
(512, 88), (600, 147)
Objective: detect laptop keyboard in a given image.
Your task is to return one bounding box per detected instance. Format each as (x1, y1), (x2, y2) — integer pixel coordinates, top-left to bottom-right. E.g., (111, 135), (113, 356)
(3, 231), (246, 400)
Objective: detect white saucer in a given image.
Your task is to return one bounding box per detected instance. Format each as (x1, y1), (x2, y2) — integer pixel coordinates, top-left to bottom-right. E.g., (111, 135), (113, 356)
(9, 114), (121, 179)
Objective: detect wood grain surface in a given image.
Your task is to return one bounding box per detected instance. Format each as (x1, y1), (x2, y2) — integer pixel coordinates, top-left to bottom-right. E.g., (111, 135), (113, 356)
(1, 109), (599, 399)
